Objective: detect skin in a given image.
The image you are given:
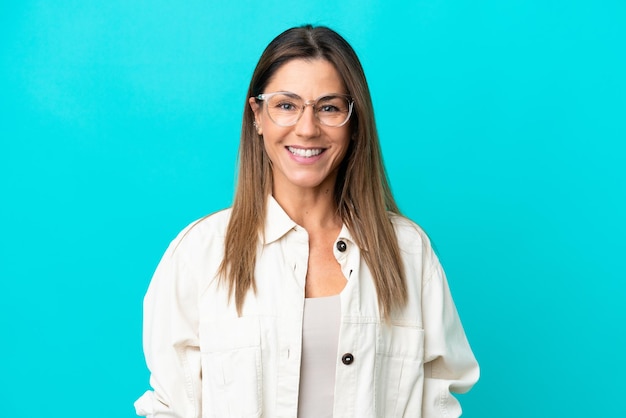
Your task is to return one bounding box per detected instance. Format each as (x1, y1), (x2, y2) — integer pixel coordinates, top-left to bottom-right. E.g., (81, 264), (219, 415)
(249, 58), (350, 297)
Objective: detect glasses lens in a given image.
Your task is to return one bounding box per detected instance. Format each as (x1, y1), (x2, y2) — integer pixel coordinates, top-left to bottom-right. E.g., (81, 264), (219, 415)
(265, 93), (303, 126)
(315, 96), (352, 127)
(262, 93), (353, 127)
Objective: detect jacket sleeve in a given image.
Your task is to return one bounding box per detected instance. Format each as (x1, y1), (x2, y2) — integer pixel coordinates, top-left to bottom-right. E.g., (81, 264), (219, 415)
(421, 249), (479, 417)
(134, 234), (202, 418)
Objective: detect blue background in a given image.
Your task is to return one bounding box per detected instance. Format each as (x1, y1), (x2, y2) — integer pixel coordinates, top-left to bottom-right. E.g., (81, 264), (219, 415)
(1, 1), (624, 417)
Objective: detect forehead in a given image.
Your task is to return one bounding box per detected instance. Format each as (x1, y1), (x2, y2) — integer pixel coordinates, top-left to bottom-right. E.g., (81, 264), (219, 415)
(265, 58), (347, 96)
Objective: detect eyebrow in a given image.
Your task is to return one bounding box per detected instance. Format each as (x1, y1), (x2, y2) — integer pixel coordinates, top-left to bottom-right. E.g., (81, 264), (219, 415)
(273, 91), (301, 99)
(273, 91), (348, 100)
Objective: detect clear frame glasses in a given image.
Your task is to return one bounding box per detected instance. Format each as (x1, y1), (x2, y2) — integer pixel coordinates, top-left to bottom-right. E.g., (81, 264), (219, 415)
(255, 91), (354, 127)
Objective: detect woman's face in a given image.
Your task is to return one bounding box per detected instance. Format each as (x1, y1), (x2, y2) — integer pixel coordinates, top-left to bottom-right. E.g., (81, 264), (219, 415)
(250, 59), (351, 195)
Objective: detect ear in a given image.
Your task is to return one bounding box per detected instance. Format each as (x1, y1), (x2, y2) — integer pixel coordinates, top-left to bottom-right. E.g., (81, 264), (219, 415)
(249, 97), (263, 135)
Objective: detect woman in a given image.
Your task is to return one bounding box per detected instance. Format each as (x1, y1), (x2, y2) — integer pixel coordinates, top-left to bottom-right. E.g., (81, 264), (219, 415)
(135, 25), (479, 418)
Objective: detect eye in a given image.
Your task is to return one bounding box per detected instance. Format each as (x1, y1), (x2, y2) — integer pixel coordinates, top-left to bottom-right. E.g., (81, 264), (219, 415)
(267, 94), (302, 113)
(317, 96), (349, 114)
(319, 104), (341, 113)
(276, 101), (298, 111)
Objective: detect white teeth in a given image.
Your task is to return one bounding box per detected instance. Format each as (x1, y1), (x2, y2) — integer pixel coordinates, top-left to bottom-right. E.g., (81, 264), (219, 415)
(288, 146), (322, 158)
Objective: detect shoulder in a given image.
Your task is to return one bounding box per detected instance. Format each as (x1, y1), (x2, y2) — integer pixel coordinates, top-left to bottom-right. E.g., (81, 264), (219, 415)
(166, 207), (233, 258)
(185, 207), (233, 236)
(387, 213), (444, 288)
(387, 212), (434, 255)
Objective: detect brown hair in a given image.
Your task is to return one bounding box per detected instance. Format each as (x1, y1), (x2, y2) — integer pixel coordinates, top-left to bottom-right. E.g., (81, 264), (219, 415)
(219, 25), (407, 319)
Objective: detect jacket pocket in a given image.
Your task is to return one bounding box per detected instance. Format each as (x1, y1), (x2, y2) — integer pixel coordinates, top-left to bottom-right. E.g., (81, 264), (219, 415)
(200, 316), (262, 418)
(375, 325), (425, 417)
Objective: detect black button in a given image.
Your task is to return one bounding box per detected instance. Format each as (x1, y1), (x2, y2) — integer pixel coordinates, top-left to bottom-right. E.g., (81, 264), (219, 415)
(336, 240), (347, 252)
(341, 353), (354, 365)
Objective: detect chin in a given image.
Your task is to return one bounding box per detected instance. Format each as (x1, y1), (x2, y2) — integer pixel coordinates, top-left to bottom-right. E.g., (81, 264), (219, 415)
(285, 174), (331, 189)
(291, 179), (326, 189)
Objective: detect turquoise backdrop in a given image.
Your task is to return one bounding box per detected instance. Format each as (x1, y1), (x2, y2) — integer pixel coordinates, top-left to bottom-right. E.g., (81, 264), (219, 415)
(1, 1), (624, 417)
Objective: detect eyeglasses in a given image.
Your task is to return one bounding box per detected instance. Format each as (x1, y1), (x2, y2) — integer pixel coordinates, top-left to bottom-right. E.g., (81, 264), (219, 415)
(255, 92), (354, 127)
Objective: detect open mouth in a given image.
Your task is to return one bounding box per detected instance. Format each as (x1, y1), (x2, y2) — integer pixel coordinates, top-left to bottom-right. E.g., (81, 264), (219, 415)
(287, 146), (325, 158)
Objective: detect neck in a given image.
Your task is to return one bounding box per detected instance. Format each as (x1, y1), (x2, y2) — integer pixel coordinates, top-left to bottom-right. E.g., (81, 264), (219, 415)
(272, 184), (341, 231)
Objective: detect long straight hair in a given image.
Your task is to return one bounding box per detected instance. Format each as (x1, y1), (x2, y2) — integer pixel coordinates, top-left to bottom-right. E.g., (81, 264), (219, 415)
(219, 25), (407, 319)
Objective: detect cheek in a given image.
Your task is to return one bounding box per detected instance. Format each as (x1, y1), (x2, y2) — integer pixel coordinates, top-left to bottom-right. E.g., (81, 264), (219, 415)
(261, 131), (284, 161)
(262, 127), (276, 144)
(336, 135), (353, 163)
(335, 132), (351, 155)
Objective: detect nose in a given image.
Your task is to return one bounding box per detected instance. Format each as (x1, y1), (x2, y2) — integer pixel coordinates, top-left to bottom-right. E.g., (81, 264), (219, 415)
(294, 103), (320, 138)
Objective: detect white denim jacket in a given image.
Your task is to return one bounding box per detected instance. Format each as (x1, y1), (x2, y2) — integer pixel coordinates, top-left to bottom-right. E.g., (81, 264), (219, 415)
(135, 197), (479, 418)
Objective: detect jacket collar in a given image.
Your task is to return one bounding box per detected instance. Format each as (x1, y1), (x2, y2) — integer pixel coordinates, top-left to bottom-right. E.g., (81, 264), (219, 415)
(262, 195), (298, 245)
(262, 195), (357, 247)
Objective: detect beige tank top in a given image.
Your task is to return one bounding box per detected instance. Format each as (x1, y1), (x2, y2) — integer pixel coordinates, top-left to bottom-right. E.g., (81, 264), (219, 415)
(297, 295), (341, 417)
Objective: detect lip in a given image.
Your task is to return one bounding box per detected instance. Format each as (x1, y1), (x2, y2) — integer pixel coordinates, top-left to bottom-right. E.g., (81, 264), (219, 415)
(285, 145), (327, 163)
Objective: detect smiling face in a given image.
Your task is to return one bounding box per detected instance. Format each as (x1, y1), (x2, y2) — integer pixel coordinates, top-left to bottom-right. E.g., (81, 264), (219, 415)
(250, 59), (351, 197)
